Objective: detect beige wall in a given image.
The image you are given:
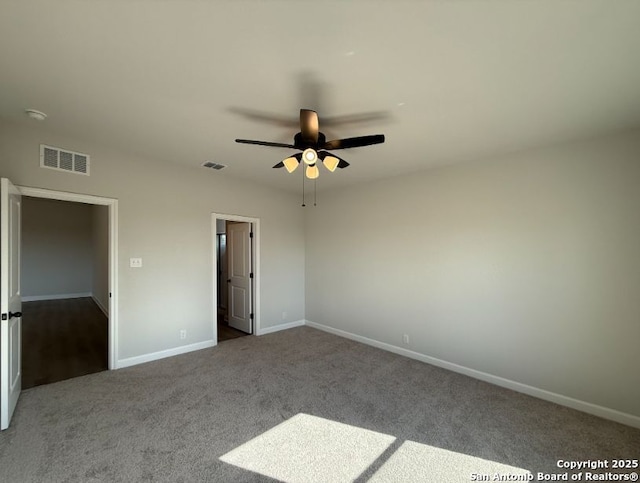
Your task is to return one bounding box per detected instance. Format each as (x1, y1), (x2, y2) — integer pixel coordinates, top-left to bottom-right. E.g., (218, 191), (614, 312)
(0, 119), (305, 361)
(21, 197), (93, 298)
(3, 117), (639, 421)
(305, 130), (640, 418)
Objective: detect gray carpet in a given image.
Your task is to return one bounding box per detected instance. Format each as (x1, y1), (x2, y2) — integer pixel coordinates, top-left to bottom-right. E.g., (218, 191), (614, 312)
(0, 327), (638, 482)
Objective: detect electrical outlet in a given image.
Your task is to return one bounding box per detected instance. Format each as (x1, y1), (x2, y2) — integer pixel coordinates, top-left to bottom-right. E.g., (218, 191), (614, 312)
(180, 329), (187, 340)
(402, 334), (409, 345)
(130, 257), (143, 268)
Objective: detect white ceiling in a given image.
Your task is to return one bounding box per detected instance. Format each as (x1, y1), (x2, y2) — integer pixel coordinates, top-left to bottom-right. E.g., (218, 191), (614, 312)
(1, 1), (639, 194)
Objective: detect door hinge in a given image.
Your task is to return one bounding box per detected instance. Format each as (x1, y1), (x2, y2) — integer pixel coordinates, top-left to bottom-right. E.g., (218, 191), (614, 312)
(250, 313), (254, 320)
(109, 292), (112, 298)
(1, 313), (6, 321)
(249, 272), (254, 279)
(249, 231), (253, 239)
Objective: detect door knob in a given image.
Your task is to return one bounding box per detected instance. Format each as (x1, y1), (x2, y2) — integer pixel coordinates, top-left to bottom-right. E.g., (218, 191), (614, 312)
(9, 311), (22, 319)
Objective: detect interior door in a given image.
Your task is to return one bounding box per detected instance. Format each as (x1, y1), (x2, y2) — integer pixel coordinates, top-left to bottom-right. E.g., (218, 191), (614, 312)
(1, 178), (22, 430)
(227, 222), (252, 334)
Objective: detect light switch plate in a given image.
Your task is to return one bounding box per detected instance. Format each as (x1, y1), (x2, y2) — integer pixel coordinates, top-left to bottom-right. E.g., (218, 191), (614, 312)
(130, 257), (143, 268)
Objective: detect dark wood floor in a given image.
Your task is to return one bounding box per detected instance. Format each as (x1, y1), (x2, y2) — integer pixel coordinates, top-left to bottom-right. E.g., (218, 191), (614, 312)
(22, 300), (245, 389)
(22, 297), (108, 389)
(217, 307), (249, 342)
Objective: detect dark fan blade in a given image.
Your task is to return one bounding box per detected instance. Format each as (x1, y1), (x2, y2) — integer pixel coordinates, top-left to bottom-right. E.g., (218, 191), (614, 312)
(300, 109), (319, 143)
(228, 107), (299, 128)
(235, 139), (296, 149)
(318, 151), (350, 169)
(321, 111), (390, 127)
(273, 161), (285, 168)
(322, 134), (385, 150)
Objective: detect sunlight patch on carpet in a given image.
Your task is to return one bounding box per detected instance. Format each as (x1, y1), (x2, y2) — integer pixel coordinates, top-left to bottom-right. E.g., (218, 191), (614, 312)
(219, 413), (396, 482)
(369, 440), (531, 482)
(220, 413), (532, 482)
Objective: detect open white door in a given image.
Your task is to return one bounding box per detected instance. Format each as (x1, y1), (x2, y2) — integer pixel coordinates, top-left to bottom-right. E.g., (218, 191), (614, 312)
(1, 178), (22, 430)
(227, 222), (252, 334)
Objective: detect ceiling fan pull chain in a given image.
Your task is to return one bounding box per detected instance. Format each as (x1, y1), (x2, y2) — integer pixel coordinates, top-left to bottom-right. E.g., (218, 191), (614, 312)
(314, 179), (317, 206)
(301, 164), (306, 207)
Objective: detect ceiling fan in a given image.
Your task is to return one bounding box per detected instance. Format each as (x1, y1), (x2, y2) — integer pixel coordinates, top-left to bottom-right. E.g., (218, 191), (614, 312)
(235, 109), (385, 180)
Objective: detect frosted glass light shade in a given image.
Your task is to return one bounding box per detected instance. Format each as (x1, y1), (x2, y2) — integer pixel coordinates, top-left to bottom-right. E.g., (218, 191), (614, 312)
(322, 156), (339, 172)
(303, 148), (318, 165)
(283, 156), (299, 173)
(306, 164), (319, 179)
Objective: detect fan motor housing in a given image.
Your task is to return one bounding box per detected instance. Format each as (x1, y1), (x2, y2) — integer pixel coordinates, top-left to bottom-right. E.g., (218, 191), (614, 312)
(294, 132), (326, 150)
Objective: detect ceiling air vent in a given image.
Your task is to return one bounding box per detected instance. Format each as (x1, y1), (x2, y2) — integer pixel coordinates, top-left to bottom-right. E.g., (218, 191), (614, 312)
(202, 161), (226, 170)
(40, 144), (90, 175)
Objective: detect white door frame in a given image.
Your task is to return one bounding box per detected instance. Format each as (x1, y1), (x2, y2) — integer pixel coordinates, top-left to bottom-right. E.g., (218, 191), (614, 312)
(211, 213), (259, 343)
(18, 186), (118, 369)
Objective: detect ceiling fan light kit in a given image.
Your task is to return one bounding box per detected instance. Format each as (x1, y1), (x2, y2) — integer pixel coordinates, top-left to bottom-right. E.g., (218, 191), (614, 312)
(235, 108), (385, 204)
(305, 164), (319, 180)
(283, 155), (301, 173)
(302, 148), (318, 165)
(319, 152), (339, 173)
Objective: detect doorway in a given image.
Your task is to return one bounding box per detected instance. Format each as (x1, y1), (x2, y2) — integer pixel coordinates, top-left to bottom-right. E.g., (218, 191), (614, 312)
(212, 214), (259, 343)
(20, 197), (109, 388)
(2, 181), (117, 429)
(18, 186), (118, 371)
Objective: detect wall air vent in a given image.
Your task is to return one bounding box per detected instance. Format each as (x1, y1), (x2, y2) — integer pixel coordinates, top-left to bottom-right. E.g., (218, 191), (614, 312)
(40, 144), (90, 175)
(202, 161), (226, 170)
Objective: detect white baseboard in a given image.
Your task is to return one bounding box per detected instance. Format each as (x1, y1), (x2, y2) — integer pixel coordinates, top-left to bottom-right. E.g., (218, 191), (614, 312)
(22, 292), (92, 302)
(92, 296), (109, 317)
(304, 320), (640, 429)
(116, 321), (304, 370)
(256, 319), (305, 336)
(115, 340), (216, 369)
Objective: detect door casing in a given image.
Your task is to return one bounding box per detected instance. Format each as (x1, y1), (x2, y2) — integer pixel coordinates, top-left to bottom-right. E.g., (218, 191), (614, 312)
(18, 186), (118, 369)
